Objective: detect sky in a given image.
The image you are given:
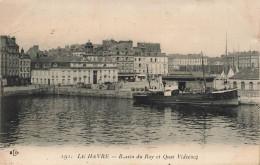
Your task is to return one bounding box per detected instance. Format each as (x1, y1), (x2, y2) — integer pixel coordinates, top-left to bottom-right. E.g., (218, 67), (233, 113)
(0, 0), (259, 57)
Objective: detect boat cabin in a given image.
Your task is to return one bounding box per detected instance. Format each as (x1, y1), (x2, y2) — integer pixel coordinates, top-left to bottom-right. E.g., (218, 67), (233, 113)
(162, 71), (215, 93)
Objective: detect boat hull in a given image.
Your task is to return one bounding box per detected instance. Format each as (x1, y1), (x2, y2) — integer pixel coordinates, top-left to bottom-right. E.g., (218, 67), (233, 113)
(133, 89), (238, 106)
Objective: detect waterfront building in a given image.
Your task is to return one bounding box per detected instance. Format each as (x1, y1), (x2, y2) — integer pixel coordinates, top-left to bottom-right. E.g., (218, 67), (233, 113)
(229, 68), (259, 100)
(30, 56), (53, 85)
(221, 51), (259, 69)
(31, 56), (118, 85)
(40, 40), (168, 82)
(0, 35), (20, 86)
(109, 43), (135, 81)
(133, 42), (168, 80)
(133, 52), (168, 78)
(168, 54), (208, 72)
(19, 48), (31, 84)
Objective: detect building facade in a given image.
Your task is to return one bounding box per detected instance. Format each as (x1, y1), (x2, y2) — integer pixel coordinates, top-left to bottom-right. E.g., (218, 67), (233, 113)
(31, 56), (118, 85)
(222, 51), (259, 69)
(133, 42), (168, 80)
(229, 68), (259, 98)
(168, 54), (208, 72)
(134, 54), (168, 75)
(162, 71), (215, 93)
(19, 48), (31, 84)
(108, 43), (135, 81)
(0, 35), (20, 86)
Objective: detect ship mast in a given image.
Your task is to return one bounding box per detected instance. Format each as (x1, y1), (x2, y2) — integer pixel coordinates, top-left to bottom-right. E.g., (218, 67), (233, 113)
(146, 64), (151, 89)
(201, 52), (207, 93)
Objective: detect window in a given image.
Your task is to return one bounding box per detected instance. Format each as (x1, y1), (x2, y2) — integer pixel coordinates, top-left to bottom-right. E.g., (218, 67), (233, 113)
(241, 82), (245, 90)
(249, 82), (253, 90)
(233, 81), (237, 88)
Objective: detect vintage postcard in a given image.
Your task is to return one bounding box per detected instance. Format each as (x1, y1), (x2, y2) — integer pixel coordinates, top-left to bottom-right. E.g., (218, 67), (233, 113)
(0, 0), (259, 164)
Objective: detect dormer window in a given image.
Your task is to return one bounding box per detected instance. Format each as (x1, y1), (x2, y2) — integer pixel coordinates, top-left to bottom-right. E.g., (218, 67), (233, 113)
(53, 63), (58, 67)
(35, 63), (39, 68)
(43, 64), (47, 68)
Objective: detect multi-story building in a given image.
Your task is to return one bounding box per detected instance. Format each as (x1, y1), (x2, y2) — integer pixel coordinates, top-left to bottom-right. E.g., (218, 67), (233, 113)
(19, 48), (31, 84)
(168, 54), (207, 72)
(108, 43), (135, 81)
(133, 43), (168, 80)
(31, 56), (118, 85)
(85, 40), (135, 81)
(222, 51), (259, 69)
(40, 40), (168, 82)
(0, 35), (20, 86)
(134, 53), (168, 75)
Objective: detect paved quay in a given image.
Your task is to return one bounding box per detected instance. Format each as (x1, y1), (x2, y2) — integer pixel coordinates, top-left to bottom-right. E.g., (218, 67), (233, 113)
(4, 85), (41, 92)
(2, 85), (133, 98)
(3, 85), (49, 97)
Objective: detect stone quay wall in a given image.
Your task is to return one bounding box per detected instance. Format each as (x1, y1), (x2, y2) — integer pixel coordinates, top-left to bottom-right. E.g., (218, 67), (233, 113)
(2, 85), (133, 99)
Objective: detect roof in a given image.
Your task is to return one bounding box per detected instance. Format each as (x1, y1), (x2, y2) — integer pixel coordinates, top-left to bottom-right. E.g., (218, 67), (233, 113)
(51, 56), (82, 63)
(168, 54), (204, 59)
(163, 71), (215, 79)
(31, 56), (55, 63)
(110, 43), (134, 52)
(230, 68), (259, 80)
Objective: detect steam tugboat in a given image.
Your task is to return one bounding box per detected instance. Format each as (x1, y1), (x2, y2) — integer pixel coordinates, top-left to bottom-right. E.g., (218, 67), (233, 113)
(133, 87), (238, 106)
(133, 52), (238, 106)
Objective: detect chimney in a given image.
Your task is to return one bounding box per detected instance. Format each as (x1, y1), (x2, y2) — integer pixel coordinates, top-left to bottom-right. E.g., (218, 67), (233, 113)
(33, 45), (39, 50)
(11, 36), (16, 43)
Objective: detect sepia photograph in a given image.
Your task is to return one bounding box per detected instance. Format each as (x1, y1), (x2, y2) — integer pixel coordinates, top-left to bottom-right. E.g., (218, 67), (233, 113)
(0, 0), (259, 164)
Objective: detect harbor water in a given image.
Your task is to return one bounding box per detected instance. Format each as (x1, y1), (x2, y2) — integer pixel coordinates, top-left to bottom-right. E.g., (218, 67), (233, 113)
(0, 95), (259, 148)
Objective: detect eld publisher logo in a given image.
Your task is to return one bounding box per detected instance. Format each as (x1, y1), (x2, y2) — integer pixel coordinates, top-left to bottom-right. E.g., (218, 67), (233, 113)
(10, 149), (19, 156)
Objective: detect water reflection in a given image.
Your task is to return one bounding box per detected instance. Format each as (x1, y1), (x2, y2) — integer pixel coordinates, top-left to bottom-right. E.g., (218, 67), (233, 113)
(0, 95), (259, 148)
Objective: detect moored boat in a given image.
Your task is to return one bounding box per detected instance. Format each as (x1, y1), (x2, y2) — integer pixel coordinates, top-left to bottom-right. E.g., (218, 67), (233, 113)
(133, 51), (239, 106)
(133, 88), (238, 106)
